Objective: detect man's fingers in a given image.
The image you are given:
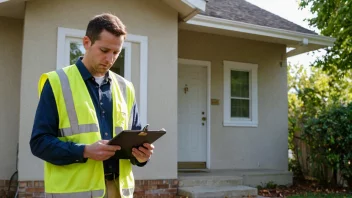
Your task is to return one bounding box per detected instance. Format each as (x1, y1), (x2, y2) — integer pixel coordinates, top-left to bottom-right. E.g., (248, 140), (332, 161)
(100, 140), (110, 144)
(113, 145), (121, 150)
(132, 148), (145, 157)
(98, 150), (115, 156)
(98, 151), (116, 160)
(98, 140), (120, 150)
(132, 151), (139, 159)
(101, 144), (121, 151)
(143, 143), (154, 150)
(138, 146), (152, 156)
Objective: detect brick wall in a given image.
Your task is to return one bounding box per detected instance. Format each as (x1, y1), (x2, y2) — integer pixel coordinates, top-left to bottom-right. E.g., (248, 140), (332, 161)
(0, 180), (17, 198)
(18, 181), (44, 198)
(16, 179), (179, 198)
(134, 179), (178, 198)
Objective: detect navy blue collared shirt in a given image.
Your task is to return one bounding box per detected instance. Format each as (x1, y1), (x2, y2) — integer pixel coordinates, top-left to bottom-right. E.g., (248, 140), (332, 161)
(30, 58), (144, 175)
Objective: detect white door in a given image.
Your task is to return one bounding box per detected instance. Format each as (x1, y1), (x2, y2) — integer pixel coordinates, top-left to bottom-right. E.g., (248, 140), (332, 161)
(178, 64), (207, 162)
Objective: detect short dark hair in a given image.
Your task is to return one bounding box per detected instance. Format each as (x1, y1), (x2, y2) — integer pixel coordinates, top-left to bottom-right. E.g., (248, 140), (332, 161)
(85, 13), (127, 44)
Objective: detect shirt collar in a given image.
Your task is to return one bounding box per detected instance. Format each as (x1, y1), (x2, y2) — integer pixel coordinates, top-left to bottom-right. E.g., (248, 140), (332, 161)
(75, 57), (112, 82)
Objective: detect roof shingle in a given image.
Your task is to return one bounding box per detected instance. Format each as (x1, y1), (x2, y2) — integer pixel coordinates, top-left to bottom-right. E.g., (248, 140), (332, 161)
(200, 0), (317, 35)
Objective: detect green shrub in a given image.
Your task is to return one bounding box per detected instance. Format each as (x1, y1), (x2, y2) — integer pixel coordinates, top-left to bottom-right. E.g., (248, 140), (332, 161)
(303, 102), (352, 187)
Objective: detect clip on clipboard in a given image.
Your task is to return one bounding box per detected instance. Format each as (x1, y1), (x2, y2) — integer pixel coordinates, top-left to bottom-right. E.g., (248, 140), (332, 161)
(107, 124), (166, 159)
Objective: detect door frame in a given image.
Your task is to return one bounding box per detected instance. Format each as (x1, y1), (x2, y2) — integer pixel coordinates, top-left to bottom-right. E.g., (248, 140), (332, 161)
(178, 58), (211, 169)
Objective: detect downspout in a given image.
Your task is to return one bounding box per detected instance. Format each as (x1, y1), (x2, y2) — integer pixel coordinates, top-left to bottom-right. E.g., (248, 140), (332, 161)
(286, 38), (309, 57)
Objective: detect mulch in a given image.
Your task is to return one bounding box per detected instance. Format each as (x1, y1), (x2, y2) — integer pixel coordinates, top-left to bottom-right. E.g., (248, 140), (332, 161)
(258, 177), (351, 197)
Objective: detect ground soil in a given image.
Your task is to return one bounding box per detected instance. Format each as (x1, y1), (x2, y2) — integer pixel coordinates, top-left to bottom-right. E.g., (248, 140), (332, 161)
(258, 177), (351, 197)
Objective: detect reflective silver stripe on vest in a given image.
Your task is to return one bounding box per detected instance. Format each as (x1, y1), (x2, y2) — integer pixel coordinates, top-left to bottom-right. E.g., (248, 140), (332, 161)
(112, 73), (129, 132)
(121, 188), (134, 197)
(46, 189), (104, 198)
(112, 73), (127, 105)
(56, 70), (128, 137)
(57, 69), (80, 135)
(57, 69), (100, 136)
(60, 124), (99, 136)
(115, 126), (123, 135)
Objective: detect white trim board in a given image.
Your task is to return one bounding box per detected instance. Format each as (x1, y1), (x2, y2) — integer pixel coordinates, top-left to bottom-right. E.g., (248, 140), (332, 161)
(178, 58), (212, 169)
(184, 15), (336, 57)
(123, 42), (132, 81)
(122, 34), (149, 127)
(57, 27), (148, 126)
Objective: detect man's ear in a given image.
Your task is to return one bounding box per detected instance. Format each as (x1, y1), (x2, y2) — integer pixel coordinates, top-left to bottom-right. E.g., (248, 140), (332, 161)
(83, 36), (91, 50)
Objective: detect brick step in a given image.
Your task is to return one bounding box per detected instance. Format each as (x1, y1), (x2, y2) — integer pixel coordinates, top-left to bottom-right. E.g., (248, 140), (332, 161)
(178, 185), (258, 198)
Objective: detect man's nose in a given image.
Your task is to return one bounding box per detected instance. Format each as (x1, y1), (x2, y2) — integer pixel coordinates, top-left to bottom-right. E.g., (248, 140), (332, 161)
(105, 53), (114, 65)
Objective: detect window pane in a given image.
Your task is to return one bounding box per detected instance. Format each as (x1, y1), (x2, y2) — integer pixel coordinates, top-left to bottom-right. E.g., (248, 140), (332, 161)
(110, 49), (125, 77)
(231, 99), (249, 118)
(70, 42), (85, 65)
(69, 42), (125, 77)
(231, 71), (249, 98)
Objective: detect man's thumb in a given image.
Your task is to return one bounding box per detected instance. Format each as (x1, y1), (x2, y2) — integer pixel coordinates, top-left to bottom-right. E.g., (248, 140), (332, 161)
(99, 140), (110, 144)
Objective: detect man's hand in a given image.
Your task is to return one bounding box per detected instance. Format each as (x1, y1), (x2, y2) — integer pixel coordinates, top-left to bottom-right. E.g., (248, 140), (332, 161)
(83, 140), (120, 161)
(132, 143), (154, 163)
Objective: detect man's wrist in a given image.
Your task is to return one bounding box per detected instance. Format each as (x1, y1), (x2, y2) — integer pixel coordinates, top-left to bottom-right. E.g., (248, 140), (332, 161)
(72, 144), (88, 163)
(136, 159), (149, 167)
(83, 144), (90, 159)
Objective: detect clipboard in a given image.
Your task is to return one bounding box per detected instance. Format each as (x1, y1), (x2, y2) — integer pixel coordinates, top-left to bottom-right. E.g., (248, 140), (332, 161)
(107, 125), (166, 159)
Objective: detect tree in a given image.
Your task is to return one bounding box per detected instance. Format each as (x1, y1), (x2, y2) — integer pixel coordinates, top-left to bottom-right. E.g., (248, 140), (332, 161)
(304, 102), (352, 187)
(70, 43), (84, 65)
(299, 0), (352, 75)
(288, 63), (352, 185)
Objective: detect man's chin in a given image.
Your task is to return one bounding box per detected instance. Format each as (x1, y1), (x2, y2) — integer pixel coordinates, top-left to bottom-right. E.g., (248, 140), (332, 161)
(97, 67), (109, 73)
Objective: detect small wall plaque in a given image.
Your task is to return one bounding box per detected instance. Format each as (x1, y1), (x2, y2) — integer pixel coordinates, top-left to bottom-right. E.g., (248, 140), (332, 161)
(211, 99), (220, 105)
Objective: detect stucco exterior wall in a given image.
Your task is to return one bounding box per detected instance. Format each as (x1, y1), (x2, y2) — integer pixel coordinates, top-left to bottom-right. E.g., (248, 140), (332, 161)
(18, 0), (178, 180)
(179, 30), (289, 170)
(0, 16), (23, 180)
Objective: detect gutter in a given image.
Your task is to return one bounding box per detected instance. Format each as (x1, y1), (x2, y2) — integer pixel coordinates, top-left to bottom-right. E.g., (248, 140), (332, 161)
(185, 14), (336, 56)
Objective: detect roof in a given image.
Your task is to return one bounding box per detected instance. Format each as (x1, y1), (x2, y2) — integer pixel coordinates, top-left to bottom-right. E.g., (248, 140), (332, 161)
(200, 0), (317, 35)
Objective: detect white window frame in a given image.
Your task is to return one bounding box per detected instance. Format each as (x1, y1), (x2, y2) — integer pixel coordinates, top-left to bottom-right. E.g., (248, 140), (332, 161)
(223, 60), (258, 127)
(57, 27), (148, 126)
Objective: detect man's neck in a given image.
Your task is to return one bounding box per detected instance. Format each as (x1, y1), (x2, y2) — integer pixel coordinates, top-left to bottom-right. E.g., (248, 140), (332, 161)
(81, 57), (105, 77)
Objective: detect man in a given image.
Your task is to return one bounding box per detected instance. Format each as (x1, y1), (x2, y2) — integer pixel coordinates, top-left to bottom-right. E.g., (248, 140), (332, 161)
(30, 13), (153, 198)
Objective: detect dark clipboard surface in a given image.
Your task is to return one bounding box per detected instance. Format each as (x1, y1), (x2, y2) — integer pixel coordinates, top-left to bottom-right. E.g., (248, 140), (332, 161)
(107, 129), (166, 159)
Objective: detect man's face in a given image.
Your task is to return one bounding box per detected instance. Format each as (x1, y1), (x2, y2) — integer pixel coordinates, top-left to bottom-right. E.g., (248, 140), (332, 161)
(83, 29), (124, 76)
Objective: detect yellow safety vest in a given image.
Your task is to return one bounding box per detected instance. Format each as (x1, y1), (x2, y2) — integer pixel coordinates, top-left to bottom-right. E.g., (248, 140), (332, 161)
(38, 65), (136, 198)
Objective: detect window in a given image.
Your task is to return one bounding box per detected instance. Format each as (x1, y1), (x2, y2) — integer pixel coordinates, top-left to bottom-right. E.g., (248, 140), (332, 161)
(69, 40), (84, 65)
(223, 61), (258, 127)
(64, 36), (131, 80)
(68, 40), (126, 77)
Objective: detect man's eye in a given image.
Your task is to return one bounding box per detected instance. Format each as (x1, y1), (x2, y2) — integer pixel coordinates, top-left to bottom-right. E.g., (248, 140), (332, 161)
(100, 48), (108, 53)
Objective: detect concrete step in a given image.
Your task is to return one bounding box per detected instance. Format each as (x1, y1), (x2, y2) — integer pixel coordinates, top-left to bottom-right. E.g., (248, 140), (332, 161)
(178, 175), (243, 187)
(178, 185), (258, 198)
(241, 170), (293, 187)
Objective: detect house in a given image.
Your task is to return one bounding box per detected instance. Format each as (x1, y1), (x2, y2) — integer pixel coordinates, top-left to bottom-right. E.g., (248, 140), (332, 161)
(0, 0), (335, 197)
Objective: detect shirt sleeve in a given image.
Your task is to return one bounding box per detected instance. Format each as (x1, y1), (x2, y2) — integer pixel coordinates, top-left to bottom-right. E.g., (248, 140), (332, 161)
(30, 80), (87, 165)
